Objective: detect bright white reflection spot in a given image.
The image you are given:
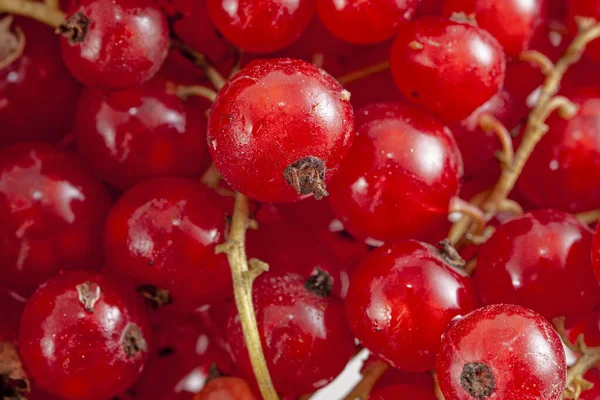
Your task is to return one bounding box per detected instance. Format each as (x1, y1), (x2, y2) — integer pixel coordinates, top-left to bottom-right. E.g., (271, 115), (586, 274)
(196, 335), (209, 355)
(470, 37), (494, 66)
(414, 135), (445, 183)
(329, 219), (344, 232)
(175, 367), (207, 393)
(549, 160), (559, 171)
(351, 177), (368, 196)
(222, 0), (238, 17)
(516, 0), (536, 12)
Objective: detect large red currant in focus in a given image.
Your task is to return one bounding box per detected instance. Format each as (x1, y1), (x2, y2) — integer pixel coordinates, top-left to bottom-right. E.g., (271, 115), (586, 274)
(370, 368), (437, 400)
(474, 209), (599, 320)
(317, 0), (421, 44)
(0, 17), (80, 148)
(436, 304), (566, 400)
(227, 272), (355, 395)
(74, 81), (207, 190)
(19, 271), (151, 400)
(105, 178), (231, 308)
(58, 0), (169, 89)
(517, 92), (600, 213)
(0, 143), (111, 294)
(443, 0), (547, 56)
(345, 240), (476, 371)
(206, 0), (315, 53)
(391, 16), (506, 121)
(208, 58), (355, 203)
(329, 102), (463, 245)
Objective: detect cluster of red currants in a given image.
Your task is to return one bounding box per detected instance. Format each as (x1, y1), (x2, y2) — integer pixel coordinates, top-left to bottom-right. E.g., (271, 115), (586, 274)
(1, 0), (600, 399)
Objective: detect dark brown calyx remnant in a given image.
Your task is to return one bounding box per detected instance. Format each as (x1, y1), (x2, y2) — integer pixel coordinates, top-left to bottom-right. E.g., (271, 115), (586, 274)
(121, 323), (148, 358)
(136, 284), (172, 309)
(305, 268), (333, 298)
(76, 281), (102, 313)
(0, 16), (25, 71)
(56, 12), (90, 45)
(461, 362), (495, 399)
(438, 240), (466, 270)
(283, 156), (329, 200)
(0, 342), (30, 400)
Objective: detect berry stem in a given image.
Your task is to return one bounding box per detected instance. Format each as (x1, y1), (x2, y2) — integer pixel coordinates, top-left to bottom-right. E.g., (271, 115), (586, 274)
(45, 0), (59, 10)
(337, 61), (390, 85)
(175, 84), (218, 102)
(342, 360), (389, 400)
(479, 114), (514, 168)
(215, 193), (278, 400)
(575, 208), (600, 225)
(0, 0), (65, 28)
(449, 20), (600, 243)
(170, 39), (227, 90)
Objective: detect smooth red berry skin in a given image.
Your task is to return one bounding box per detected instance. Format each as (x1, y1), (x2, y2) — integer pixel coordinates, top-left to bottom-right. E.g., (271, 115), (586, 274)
(74, 81), (207, 190)
(0, 143), (111, 294)
(105, 178), (231, 308)
(443, 0), (547, 56)
(0, 18), (80, 148)
(594, 224), (600, 281)
(436, 304), (566, 400)
(474, 210), (599, 321)
(316, 0), (421, 45)
(329, 102), (462, 245)
(0, 284), (26, 343)
(390, 17), (506, 121)
(19, 271), (151, 400)
(208, 58), (355, 203)
(581, 369), (600, 400)
(567, 1), (600, 63)
(206, 0), (315, 53)
(370, 369), (437, 400)
(227, 273), (355, 395)
(60, 0), (169, 89)
(517, 93), (600, 213)
(345, 241), (476, 372)
(195, 377), (257, 400)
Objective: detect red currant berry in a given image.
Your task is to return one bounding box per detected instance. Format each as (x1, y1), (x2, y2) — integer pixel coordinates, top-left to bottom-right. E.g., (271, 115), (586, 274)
(19, 271), (151, 400)
(105, 178), (231, 308)
(474, 209), (599, 320)
(443, 0), (547, 56)
(567, 1), (600, 63)
(416, 0), (444, 16)
(517, 91), (600, 213)
(195, 377), (256, 400)
(317, 0), (421, 45)
(581, 369), (600, 400)
(0, 143), (111, 294)
(226, 272), (355, 395)
(208, 58), (355, 203)
(345, 240), (476, 371)
(74, 80), (208, 190)
(58, 0), (169, 89)
(329, 102), (463, 245)
(390, 16), (506, 121)
(0, 283), (26, 343)
(564, 306), (600, 348)
(206, 0), (315, 53)
(370, 369), (437, 400)
(436, 304), (566, 400)
(0, 17), (80, 148)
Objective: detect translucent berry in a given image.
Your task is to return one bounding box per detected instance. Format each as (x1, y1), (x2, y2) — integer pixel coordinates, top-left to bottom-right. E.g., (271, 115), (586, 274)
(195, 377), (256, 400)
(105, 178), (232, 308)
(390, 16), (506, 121)
(226, 272), (355, 395)
(206, 0), (315, 53)
(370, 369), (437, 399)
(208, 58), (355, 203)
(74, 80), (208, 190)
(317, 0), (421, 44)
(436, 304), (566, 400)
(19, 271), (151, 400)
(58, 0), (169, 89)
(329, 102), (463, 245)
(345, 240), (477, 371)
(0, 143), (111, 294)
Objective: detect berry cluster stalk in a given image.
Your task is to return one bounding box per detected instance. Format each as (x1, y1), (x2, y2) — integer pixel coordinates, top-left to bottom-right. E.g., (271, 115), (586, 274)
(0, 0), (64, 27)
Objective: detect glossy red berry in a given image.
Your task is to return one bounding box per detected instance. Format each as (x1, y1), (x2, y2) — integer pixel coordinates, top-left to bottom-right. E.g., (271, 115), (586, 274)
(474, 210), (599, 320)
(436, 304), (566, 400)
(74, 80), (208, 190)
(195, 377), (256, 400)
(226, 272), (355, 395)
(370, 369), (437, 400)
(443, 0), (547, 56)
(329, 102), (463, 245)
(19, 271), (151, 400)
(59, 0), (169, 89)
(517, 92), (600, 213)
(105, 178), (232, 308)
(567, 1), (600, 63)
(0, 17), (80, 148)
(0, 143), (111, 294)
(390, 16), (506, 121)
(208, 58), (355, 203)
(316, 0), (421, 44)
(206, 0), (315, 53)
(345, 240), (476, 371)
